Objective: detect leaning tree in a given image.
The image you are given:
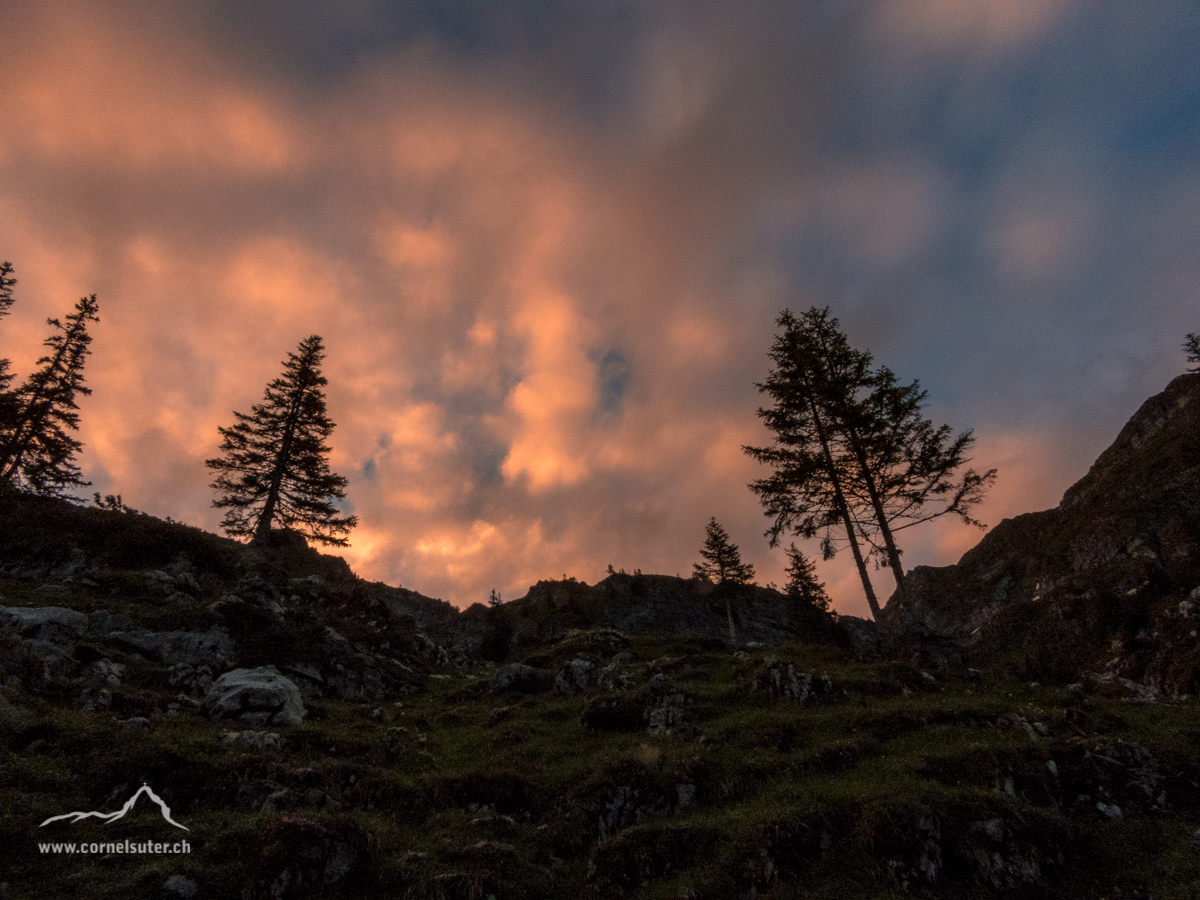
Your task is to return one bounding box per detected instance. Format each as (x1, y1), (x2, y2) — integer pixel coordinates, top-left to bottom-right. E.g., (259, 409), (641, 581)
(744, 308), (995, 619)
(0, 291), (100, 495)
(206, 334), (357, 546)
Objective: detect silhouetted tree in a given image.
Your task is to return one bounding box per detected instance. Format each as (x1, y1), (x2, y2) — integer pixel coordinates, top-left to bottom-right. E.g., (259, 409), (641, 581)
(1185, 333), (1199, 373)
(838, 362), (996, 596)
(693, 517), (756, 585)
(744, 308), (994, 620)
(207, 335), (356, 546)
(783, 542), (830, 612)
(744, 308), (884, 616)
(0, 262), (17, 437)
(0, 293), (99, 494)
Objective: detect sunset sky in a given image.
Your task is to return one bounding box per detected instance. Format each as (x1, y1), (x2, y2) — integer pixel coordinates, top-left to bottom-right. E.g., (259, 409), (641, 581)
(2, 1), (1197, 618)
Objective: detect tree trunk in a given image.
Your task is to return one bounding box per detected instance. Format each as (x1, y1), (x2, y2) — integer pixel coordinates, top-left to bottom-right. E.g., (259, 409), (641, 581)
(844, 425), (907, 601)
(807, 396), (882, 620)
(252, 395), (302, 543)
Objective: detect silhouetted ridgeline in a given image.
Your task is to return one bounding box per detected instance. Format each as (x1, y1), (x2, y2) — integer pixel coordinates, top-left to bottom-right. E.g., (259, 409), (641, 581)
(880, 373), (1200, 689)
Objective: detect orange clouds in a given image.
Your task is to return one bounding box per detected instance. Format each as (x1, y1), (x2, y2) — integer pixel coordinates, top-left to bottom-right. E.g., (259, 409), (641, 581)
(2, 1), (1179, 624)
(2, 7), (301, 175)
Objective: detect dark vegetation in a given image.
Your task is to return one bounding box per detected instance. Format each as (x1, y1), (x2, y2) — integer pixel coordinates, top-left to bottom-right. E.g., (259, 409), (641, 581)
(1, 489), (1199, 899)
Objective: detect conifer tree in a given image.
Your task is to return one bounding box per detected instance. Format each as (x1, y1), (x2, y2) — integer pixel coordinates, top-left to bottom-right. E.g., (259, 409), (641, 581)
(744, 308), (883, 616)
(206, 335), (356, 546)
(1185, 333), (1199, 374)
(744, 307), (994, 619)
(0, 262), (17, 435)
(783, 542), (831, 612)
(0, 292), (99, 494)
(693, 517), (756, 585)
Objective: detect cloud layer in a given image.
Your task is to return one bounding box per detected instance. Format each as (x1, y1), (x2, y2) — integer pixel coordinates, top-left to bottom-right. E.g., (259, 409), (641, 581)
(2, 1), (1198, 617)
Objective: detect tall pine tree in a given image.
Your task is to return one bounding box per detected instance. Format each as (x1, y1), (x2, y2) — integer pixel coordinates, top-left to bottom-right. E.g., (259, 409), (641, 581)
(207, 335), (357, 546)
(0, 292), (99, 495)
(1185, 333), (1199, 373)
(693, 517), (756, 585)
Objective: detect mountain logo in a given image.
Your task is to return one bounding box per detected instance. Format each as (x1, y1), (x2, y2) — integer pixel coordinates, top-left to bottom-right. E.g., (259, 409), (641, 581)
(39, 783), (189, 831)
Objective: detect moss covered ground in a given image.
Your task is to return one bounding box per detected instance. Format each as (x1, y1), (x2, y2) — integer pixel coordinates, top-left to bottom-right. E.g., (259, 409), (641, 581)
(3, 625), (1199, 899)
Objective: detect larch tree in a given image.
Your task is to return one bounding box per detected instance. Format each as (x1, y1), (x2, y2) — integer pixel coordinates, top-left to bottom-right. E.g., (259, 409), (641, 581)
(835, 362), (996, 599)
(693, 517), (756, 585)
(744, 308), (884, 616)
(0, 292), (99, 495)
(206, 335), (357, 546)
(744, 307), (995, 620)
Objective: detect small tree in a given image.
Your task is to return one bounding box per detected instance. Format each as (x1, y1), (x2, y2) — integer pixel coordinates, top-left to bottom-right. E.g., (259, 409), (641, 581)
(1185, 333), (1199, 373)
(783, 543), (830, 612)
(0, 293), (99, 494)
(207, 335), (356, 546)
(0, 262), (18, 438)
(693, 517), (756, 585)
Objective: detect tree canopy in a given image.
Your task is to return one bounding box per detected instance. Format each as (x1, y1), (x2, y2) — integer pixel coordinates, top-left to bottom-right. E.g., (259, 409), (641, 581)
(744, 307), (994, 619)
(206, 335), (357, 546)
(0, 291), (99, 495)
(693, 517), (756, 585)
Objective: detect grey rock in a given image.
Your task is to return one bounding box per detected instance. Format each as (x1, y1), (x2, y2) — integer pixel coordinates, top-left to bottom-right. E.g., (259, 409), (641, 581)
(163, 875), (198, 899)
(79, 687), (112, 711)
(86, 610), (134, 638)
(168, 664), (213, 697)
(676, 783), (696, 808)
(84, 659), (125, 688)
(645, 692), (685, 735)
(205, 666), (306, 726)
(324, 626), (351, 653)
(554, 658), (594, 696)
(109, 628), (233, 669)
(755, 660), (831, 704)
(0, 606), (88, 640)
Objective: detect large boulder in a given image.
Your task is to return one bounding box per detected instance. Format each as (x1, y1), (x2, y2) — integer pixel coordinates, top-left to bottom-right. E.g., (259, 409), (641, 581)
(204, 665), (306, 726)
(0, 606), (88, 641)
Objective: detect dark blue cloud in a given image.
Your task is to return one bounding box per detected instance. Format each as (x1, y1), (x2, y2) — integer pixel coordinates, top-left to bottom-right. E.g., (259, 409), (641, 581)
(592, 348), (630, 417)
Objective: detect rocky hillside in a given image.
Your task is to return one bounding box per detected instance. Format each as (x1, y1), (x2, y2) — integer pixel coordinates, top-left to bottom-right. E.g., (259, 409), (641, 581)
(880, 373), (1200, 692)
(2, 440), (1200, 899)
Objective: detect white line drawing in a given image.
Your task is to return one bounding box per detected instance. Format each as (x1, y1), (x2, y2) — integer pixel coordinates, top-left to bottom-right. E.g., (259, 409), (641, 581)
(39, 783), (190, 831)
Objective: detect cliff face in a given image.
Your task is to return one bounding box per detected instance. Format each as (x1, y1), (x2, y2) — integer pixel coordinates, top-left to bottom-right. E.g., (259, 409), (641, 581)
(879, 373), (1200, 690)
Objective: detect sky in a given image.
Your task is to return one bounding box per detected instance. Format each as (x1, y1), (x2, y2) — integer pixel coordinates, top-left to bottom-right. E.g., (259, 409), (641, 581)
(1, 1), (1198, 618)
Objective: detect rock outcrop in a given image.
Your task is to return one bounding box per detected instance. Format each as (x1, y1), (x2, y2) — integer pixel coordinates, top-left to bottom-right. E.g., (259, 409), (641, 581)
(204, 665), (306, 726)
(879, 373), (1200, 688)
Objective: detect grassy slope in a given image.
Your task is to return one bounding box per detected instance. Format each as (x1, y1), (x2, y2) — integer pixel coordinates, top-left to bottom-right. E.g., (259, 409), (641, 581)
(1, 492), (1198, 898)
(3, 623), (1200, 899)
